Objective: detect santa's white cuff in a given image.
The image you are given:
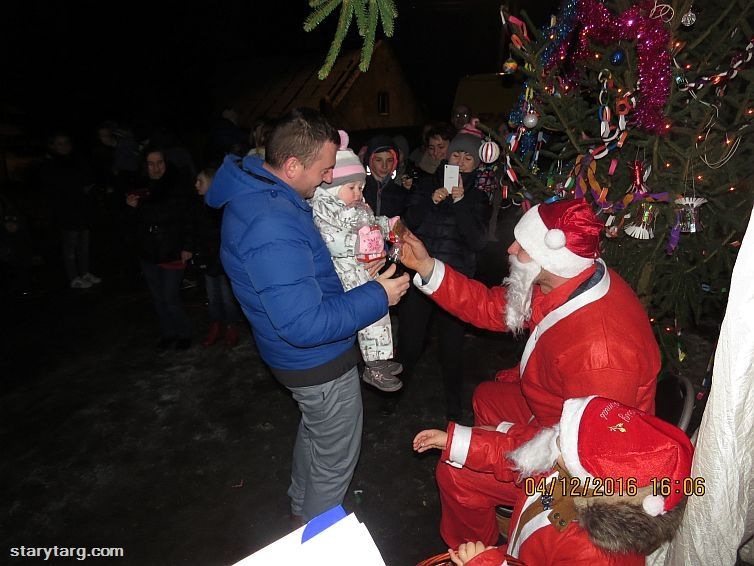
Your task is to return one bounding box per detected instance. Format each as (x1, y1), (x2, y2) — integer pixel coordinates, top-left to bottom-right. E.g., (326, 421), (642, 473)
(445, 424), (472, 468)
(496, 421), (515, 433)
(413, 259), (446, 295)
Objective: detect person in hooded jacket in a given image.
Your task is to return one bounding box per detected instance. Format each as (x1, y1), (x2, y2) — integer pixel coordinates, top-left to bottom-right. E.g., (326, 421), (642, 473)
(362, 135), (410, 219)
(126, 147), (194, 350)
(193, 166), (243, 347)
(399, 131), (489, 421)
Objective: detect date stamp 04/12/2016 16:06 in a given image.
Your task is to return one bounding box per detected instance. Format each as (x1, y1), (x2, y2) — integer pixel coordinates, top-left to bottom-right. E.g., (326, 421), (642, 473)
(523, 475), (706, 498)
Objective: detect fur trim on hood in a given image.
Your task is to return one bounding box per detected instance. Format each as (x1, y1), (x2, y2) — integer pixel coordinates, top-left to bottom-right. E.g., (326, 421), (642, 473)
(576, 498), (686, 555)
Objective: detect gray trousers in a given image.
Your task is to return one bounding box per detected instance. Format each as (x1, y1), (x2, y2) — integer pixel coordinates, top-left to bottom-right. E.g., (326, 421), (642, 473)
(287, 366), (362, 521)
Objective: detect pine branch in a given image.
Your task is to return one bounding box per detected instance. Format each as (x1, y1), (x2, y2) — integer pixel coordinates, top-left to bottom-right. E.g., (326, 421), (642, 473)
(359, 0), (379, 72)
(303, 0), (342, 32)
(517, 10), (542, 43)
(353, 0), (367, 36)
(306, 0), (397, 78)
(316, 0), (354, 79)
(688, 0), (740, 51)
(378, 0), (396, 37)
(549, 96), (585, 154)
(685, 231), (738, 273)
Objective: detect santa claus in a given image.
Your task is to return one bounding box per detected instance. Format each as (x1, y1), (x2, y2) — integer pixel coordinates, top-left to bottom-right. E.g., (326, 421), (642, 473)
(401, 198), (660, 546)
(413, 396), (694, 565)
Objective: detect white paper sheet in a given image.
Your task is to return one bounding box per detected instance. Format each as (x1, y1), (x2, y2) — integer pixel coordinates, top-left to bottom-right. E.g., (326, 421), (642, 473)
(232, 513), (387, 566)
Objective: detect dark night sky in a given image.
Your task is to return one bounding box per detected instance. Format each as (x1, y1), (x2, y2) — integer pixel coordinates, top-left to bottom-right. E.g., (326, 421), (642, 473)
(1, 1), (557, 140)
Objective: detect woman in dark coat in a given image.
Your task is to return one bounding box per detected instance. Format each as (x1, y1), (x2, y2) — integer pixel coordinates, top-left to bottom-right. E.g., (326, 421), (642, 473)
(126, 148), (193, 350)
(399, 132), (490, 421)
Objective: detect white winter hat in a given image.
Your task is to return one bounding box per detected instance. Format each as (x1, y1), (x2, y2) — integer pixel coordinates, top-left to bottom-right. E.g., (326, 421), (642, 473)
(321, 130), (366, 197)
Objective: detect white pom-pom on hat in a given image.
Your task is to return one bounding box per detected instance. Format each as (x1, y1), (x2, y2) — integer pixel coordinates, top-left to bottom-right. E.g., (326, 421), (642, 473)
(642, 494), (666, 516)
(544, 228), (567, 250)
(338, 130), (349, 150)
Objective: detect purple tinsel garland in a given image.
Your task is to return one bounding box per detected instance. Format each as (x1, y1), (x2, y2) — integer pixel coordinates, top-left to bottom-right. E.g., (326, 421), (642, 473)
(542, 0), (671, 134)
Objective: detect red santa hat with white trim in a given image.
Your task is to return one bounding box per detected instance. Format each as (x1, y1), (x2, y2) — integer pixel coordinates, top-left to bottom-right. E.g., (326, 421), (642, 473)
(509, 396), (695, 517)
(513, 198), (604, 278)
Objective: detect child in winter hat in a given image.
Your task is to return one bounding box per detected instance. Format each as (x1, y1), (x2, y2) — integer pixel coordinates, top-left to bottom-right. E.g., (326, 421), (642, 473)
(311, 130), (404, 393)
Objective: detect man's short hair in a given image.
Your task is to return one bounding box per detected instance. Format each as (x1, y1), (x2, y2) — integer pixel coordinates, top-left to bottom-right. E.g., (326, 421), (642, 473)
(265, 108), (339, 168)
(425, 122), (455, 145)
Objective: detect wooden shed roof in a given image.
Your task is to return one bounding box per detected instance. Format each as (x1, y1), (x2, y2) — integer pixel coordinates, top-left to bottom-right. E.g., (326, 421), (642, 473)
(235, 43), (376, 124)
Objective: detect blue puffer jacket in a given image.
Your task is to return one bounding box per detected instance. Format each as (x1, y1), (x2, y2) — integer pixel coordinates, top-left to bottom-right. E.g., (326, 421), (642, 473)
(206, 155), (388, 386)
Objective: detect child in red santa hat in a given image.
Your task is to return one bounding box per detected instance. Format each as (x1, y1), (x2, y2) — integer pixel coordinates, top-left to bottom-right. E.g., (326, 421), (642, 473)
(413, 395), (695, 565)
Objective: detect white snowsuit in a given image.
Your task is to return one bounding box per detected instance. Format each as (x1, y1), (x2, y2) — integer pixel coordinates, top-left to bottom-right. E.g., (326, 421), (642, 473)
(311, 187), (395, 362)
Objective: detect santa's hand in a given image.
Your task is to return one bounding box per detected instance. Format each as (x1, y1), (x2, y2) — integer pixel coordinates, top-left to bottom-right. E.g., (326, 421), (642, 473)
(413, 429), (448, 453)
(448, 541), (494, 565)
(401, 230), (434, 279)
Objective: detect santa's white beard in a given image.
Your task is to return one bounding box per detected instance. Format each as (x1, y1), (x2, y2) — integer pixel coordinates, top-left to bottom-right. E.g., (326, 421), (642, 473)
(503, 255), (542, 334)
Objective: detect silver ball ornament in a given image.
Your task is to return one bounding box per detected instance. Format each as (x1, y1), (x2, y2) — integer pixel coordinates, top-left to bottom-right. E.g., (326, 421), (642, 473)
(523, 113), (539, 129)
(681, 10), (696, 26)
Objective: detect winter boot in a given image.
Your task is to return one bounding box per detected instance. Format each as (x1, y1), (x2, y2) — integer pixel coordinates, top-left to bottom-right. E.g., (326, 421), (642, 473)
(371, 359), (403, 375)
(82, 272), (102, 284)
(362, 365), (403, 393)
(383, 360), (403, 375)
(224, 323), (239, 347)
(70, 276), (92, 289)
(202, 321), (222, 347)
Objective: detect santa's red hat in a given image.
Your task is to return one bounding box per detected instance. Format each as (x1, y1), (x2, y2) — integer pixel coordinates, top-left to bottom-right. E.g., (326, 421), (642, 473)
(513, 198), (603, 278)
(509, 396), (694, 516)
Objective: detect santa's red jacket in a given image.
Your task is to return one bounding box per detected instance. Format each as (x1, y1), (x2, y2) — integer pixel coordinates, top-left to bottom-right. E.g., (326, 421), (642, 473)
(441, 424), (645, 566)
(416, 259), (659, 426)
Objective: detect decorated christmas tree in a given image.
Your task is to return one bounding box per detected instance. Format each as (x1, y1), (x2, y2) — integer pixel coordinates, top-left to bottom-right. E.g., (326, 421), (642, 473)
(310, 0), (754, 367)
(488, 0), (753, 366)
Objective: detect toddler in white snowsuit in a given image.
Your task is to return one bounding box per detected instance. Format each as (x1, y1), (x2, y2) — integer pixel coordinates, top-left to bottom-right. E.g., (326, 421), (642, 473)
(311, 130), (403, 393)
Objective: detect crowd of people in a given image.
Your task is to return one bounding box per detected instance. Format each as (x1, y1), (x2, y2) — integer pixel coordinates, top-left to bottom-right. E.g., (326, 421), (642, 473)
(3, 104), (698, 565)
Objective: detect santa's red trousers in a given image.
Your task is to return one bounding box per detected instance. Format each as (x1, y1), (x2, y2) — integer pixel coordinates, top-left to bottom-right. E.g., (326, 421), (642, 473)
(438, 380), (535, 548)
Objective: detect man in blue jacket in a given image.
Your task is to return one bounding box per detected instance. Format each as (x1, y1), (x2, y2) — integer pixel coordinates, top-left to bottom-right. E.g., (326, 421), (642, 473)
(206, 108), (410, 523)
